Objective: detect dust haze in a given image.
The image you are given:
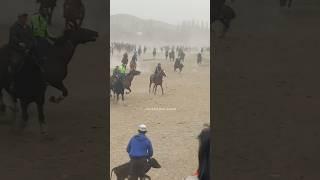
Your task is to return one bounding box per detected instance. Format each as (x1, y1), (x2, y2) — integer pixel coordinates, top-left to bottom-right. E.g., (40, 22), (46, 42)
(110, 0), (210, 46)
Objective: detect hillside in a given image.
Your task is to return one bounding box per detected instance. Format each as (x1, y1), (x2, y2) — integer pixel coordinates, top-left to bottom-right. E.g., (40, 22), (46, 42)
(110, 14), (210, 46)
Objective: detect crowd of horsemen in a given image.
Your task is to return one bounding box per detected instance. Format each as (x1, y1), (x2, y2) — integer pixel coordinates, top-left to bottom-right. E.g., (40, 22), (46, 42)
(6, 0), (85, 91)
(110, 42), (207, 84)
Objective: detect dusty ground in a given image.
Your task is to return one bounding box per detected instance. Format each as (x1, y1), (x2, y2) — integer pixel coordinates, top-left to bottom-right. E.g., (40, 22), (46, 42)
(0, 27), (107, 180)
(110, 51), (210, 179)
(213, 0), (320, 179)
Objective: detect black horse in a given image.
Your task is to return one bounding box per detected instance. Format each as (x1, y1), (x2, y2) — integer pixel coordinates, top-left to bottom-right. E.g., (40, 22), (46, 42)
(213, 0), (236, 38)
(111, 75), (124, 102)
(0, 28), (98, 133)
(43, 28), (98, 103)
(110, 158), (161, 180)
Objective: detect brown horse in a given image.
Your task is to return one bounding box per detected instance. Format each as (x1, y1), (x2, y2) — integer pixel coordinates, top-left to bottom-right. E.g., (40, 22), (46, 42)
(110, 70), (141, 98)
(123, 69), (141, 94)
(149, 70), (166, 95)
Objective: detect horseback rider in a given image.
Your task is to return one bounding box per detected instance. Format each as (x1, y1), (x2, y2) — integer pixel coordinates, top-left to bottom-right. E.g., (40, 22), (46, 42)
(121, 52), (129, 66)
(138, 46), (142, 56)
(197, 52), (202, 64)
(8, 13), (35, 90)
(127, 124), (153, 179)
(118, 63), (127, 80)
(132, 51), (138, 62)
(64, 0), (85, 29)
(36, 0), (57, 25)
(152, 48), (156, 58)
(165, 49), (169, 60)
(154, 63), (162, 76)
(112, 65), (120, 77)
(31, 7), (53, 67)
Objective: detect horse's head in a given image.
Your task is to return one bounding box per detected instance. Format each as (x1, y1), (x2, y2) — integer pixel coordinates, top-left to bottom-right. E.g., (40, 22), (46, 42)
(65, 28), (98, 45)
(149, 158), (161, 169)
(161, 70), (167, 77)
(127, 70), (141, 77)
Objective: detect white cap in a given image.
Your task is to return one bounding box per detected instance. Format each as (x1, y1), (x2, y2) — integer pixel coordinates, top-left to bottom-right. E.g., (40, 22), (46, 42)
(138, 124), (147, 132)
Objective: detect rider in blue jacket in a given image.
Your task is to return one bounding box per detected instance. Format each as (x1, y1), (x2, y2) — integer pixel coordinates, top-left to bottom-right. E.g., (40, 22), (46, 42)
(127, 124), (153, 179)
(127, 124), (153, 159)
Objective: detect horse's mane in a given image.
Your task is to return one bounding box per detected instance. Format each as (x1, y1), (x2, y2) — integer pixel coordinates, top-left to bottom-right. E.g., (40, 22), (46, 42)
(198, 127), (210, 180)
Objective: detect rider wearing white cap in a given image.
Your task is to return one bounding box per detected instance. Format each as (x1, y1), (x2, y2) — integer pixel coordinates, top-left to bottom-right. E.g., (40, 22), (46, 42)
(127, 124), (153, 179)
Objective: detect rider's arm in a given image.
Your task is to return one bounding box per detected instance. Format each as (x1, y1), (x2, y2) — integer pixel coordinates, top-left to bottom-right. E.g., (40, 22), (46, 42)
(126, 138), (132, 153)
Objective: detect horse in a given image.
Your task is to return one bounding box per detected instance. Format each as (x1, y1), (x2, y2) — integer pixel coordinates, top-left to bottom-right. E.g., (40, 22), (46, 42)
(213, 0), (236, 38)
(43, 28), (98, 103)
(111, 75), (124, 102)
(169, 51), (175, 62)
(122, 70), (141, 94)
(110, 70), (141, 98)
(37, 0), (57, 25)
(110, 158), (161, 180)
(197, 53), (202, 65)
(0, 28), (98, 131)
(174, 59), (184, 72)
(280, 0), (293, 7)
(149, 70), (166, 95)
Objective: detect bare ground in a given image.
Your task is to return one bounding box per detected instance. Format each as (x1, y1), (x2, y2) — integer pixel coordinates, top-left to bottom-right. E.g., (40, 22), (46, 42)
(110, 51), (210, 179)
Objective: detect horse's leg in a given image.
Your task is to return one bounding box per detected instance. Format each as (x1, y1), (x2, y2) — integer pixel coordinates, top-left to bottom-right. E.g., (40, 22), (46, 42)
(49, 81), (68, 103)
(20, 100), (29, 130)
(121, 92), (124, 101)
(149, 81), (152, 94)
(161, 84), (164, 95)
(154, 85), (157, 95)
(36, 95), (47, 135)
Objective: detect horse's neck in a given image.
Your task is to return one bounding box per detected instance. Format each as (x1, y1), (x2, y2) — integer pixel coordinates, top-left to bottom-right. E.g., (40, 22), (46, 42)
(54, 39), (77, 64)
(126, 74), (134, 83)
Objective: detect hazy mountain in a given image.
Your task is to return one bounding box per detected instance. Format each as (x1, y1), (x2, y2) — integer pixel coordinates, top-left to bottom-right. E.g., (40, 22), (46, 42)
(110, 14), (210, 46)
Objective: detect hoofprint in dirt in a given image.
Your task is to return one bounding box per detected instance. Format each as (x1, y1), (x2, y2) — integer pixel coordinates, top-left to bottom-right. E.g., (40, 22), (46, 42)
(110, 52), (210, 179)
(0, 37), (107, 180)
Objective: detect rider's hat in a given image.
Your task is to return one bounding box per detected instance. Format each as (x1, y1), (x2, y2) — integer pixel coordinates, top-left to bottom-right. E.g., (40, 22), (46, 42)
(138, 124), (147, 132)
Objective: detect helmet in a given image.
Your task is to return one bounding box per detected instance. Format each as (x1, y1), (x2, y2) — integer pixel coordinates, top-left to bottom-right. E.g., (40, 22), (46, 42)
(138, 124), (147, 132)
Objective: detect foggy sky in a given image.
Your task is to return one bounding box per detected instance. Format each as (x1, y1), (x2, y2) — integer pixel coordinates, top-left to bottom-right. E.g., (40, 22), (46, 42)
(110, 0), (210, 25)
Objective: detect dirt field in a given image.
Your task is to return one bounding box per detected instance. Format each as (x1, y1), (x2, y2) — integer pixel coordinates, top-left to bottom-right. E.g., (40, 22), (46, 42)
(110, 51), (210, 179)
(213, 0), (320, 179)
(0, 27), (107, 180)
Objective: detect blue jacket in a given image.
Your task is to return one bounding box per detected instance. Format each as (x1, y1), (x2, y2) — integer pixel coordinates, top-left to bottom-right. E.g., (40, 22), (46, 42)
(127, 133), (153, 158)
